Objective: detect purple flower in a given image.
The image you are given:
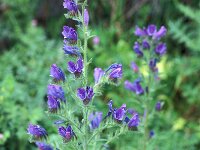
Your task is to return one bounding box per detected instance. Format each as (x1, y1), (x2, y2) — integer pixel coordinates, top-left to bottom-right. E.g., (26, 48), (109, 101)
(107, 64), (122, 81)
(50, 64), (65, 82)
(77, 86), (94, 105)
(27, 124), (47, 139)
(127, 112), (140, 130)
(62, 26), (78, 44)
(147, 24), (157, 36)
(127, 108), (136, 115)
(35, 142), (53, 150)
(58, 125), (75, 142)
(63, 0), (78, 15)
(149, 130), (155, 138)
(47, 95), (60, 113)
(124, 81), (135, 92)
(124, 79), (144, 95)
(105, 100), (113, 118)
(47, 84), (66, 102)
(94, 68), (105, 84)
(153, 26), (167, 40)
(133, 42), (143, 57)
(134, 26), (147, 36)
(130, 62), (139, 73)
(67, 57), (83, 77)
(149, 58), (157, 72)
(93, 36), (100, 45)
(155, 43), (167, 55)
(63, 40), (80, 56)
(105, 100), (127, 123)
(155, 101), (162, 111)
(113, 104), (126, 122)
(84, 9), (89, 26)
(89, 112), (103, 129)
(142, 40), (150, 50)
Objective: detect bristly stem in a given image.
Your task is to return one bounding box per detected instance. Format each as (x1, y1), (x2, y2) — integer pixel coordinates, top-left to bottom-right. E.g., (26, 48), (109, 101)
(83, 0), (88, 86)
(143, 56), (153, 150)
(83, 25), (88, 85)
(82, 1), (89, 150)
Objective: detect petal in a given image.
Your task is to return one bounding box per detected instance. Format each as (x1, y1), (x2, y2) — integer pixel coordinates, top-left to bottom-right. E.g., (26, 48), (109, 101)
(68, 61), (76, 73)
(77, 88), (86, 100)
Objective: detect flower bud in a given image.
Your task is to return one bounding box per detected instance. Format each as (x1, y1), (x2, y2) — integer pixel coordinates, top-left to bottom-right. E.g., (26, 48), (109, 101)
(84, 9), (89, 26)
(94, 68), (105, 84)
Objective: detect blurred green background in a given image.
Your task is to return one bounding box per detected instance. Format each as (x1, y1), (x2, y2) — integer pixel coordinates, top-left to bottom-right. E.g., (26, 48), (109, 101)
(0, 0), (200, 149)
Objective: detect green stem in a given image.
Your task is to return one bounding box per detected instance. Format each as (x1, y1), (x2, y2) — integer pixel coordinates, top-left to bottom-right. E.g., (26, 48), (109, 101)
(143, 104), (149, 150)
(83, 106), (88, 150)
(56, 113), (83, 134)
(105, 128), (126, 145)
(83, 26), (88, 85)
(143, 60), (152, 150)
(82, 1), (89, 149)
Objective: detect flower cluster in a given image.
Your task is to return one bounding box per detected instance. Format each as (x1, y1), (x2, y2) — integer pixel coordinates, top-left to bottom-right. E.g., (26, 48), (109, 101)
(106, 100), (140, 130)
(27, 1), (168, 150)
(125, 24), (167, 95)
(124, 24), (167, 146)
(27, 1), (126, 149)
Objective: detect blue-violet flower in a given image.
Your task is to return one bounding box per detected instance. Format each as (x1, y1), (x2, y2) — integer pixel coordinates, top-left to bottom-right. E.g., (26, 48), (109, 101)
(62, 26), (78, 44)
(35, 142), (53, 150)
(47, 84), (66, 102)
(88, 112), (103, 129)
(27, 124), (47, 139)
(133, 42), (143, 57)
(153, 26), (167, 40)
(134, 26), (147, 36)
(63, 40), (80, 56)
(149, 130), (155, 138)
(155, 43), (167, 55)
(147, 24), (157, 36)
(107, 63), (122, 82)
(94, 68), (105, 84)
(58, 125), (75, 142)
(50, 64), (65, 82)
(127, 112), (140, 130)
(77, 86), (94, 105)
(142, 40), (150, 50)
(155, 101), (162, 111)
(149, 58), (157, 72)
(124, 79), (144, 95)
(63, 0), (78, 15)
(113, 104), (126, 123)
(67, 57), (83, 77)
(47, 95), (60, 113)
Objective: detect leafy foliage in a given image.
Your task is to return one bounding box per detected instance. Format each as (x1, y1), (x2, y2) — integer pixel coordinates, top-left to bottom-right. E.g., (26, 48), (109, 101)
(0, 24), (61, 149)
(169, 3), (200, 52)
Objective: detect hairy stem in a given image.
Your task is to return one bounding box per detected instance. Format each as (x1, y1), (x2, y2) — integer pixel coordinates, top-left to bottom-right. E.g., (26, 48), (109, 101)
(82, 1), (89, 149)
(105, 127), (127, 145)
(143, 59), (153, 150)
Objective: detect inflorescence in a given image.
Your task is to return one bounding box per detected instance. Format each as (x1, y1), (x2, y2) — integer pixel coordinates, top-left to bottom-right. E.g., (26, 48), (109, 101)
(27, 1), (167, 149)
